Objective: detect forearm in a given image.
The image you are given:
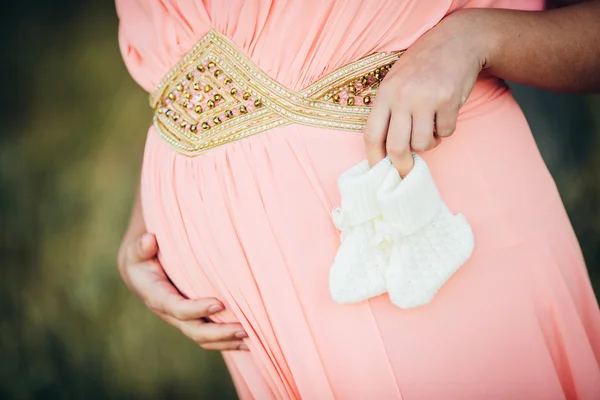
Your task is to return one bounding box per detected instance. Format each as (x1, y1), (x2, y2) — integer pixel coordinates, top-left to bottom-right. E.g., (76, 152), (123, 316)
(449, 1), (600, 93)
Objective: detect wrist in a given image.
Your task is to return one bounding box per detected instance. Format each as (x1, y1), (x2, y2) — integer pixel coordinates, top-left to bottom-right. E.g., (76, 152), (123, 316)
(441, 8), (504, 71)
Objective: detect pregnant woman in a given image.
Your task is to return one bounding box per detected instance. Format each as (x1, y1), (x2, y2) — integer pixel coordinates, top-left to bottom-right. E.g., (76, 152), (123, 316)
(116, 0), (600, 398)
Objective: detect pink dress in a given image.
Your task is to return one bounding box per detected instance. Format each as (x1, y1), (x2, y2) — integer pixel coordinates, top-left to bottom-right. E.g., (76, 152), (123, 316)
(116, 1), (600, 398)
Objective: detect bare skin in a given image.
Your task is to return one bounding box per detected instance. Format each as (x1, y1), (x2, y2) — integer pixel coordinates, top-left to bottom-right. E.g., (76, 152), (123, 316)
(118, 0), (600, 352)
(365, 0), (600, 175)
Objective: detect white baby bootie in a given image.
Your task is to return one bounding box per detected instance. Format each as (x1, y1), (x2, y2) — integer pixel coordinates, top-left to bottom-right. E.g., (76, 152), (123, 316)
(377, 153), (474, 309)
(329, 157), (393, 304)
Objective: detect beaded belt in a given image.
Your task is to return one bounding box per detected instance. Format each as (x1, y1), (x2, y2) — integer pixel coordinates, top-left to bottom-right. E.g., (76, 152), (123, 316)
(150, 29), (402, 156)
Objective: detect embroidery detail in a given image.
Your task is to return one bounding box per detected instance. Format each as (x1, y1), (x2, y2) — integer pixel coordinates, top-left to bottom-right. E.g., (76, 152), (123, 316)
(150, 29), (402, 156)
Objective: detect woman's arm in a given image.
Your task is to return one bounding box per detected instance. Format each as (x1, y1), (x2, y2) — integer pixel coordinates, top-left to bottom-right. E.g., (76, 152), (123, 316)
(363, 0), (600, 174)
(460, 0), (600, 93)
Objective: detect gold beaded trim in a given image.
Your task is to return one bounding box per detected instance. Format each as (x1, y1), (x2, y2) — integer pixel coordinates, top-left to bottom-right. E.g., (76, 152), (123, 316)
(150, 29), (402, 156)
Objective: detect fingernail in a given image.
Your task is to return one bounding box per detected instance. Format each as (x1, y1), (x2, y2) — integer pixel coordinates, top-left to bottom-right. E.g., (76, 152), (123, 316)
(234, 331), (248, 339)
(239, 344), (249, 351)
(207, 304), (223, 313)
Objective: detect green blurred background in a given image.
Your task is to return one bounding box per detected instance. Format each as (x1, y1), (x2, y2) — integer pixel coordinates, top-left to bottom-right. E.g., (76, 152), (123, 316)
(1, 1), (598, 399)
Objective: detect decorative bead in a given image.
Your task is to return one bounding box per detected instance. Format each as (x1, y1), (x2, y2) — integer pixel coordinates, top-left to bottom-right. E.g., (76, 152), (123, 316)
(207, 99), (215, 108)
(332, 93), (340, 102)
(254, 99), (262, 107)
(202, 122), (210, 130)
(168, 92), (175, 100)
(194, 105), (202, 114)
(180, 121), (187, 129)
(175, 83), (183, 91)
(190, 124), (198, 133)
(193, 83), (200, 91)
(225, 110), (233, 118)
(186, 72), (193, 80)
(242, 92), (251, 100)
(208, 61), (216, 68)
(213, 116), (221, 124)
(363, 95), (371, 105)
(157, 107), (164, 114)
(239, 105), (247, 114)
(204, 84), (212, 93)
(349, 85), (356, 94)
(196, 65), (205, 72)
(182, 100), (189, 107)
(184, 92), (191, 99)
(375, 72), (381, 81)
(361, 76), (368, 86)
(347, 97), (355, 106)
(214, 94), (222, 101)
(230, 88), (237, 95)
(172, 114), (179, 121)
(223, 77), (232, 85)
(214, 69), (222, 77)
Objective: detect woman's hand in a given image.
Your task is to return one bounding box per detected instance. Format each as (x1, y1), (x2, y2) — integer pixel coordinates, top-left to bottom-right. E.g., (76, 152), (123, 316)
(364, 12), (488, 176)
(118, 232), (249, 351)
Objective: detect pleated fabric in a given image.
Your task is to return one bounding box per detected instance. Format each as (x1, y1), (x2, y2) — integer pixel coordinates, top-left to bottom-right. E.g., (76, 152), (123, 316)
(116, 1), (600, 398)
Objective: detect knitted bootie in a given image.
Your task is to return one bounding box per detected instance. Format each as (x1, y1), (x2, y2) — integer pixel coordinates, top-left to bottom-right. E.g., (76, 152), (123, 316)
(377, 154), (474, 309)
(329, 157), (393, 304)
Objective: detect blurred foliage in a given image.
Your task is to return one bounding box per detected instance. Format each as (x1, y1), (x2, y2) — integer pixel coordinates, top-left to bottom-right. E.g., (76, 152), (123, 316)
(0, 1), (597, 399)
(1, 1), (235, 399)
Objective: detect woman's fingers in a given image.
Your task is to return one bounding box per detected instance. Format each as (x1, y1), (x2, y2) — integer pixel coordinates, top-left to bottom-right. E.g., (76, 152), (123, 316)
(129, 260), (226, 322)
(175, 318), (250, 351)
(202, 341), (249, 352)
(385, 110), (414, 177)
(434, 105), (459, 138)
(126, 233), (158, 264)
(363, 100), (391, 167)
(161, 312), (250, 351)
(179, 320), (248, 344)
(162, 296), (225, 321)
(411, 110), (438, 152)
(120, 231), (250, 351)
(144, 277), (225, 322)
